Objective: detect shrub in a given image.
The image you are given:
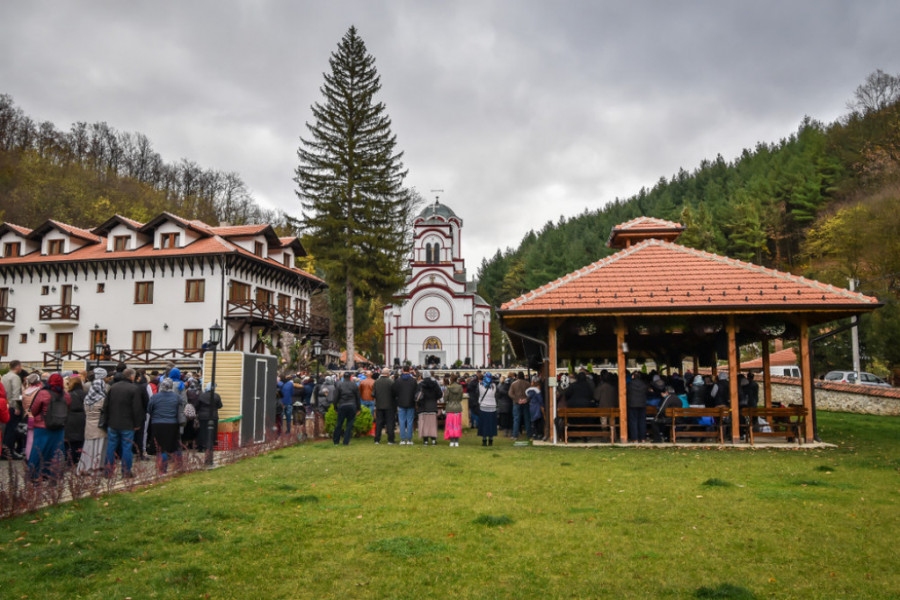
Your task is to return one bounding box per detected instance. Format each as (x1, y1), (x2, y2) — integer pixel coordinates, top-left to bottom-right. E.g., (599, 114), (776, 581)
(324, 405), (373, 437)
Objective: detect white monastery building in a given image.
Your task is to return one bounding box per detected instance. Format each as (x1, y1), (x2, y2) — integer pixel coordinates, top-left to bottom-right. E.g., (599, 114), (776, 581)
(0, 212), (328, 367)
(383, 201), (491, 367)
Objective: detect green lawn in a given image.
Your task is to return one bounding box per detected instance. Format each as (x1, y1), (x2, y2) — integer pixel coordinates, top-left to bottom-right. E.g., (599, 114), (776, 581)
(1, 412), (898, 599)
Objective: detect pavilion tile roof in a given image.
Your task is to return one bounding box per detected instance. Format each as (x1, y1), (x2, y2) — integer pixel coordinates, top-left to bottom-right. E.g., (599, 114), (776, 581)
(741, 348), (798, 369)
(500, 238), (879, 313)
(614, 216), (684, 232)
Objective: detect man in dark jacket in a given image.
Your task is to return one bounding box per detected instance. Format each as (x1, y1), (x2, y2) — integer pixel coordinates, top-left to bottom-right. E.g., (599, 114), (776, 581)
(391, 366), (418, 445)
(332, 372), (360, 446)
(373, 368), (396, 444)
(466, 371), (482, 429)
(509, 371), (530, 439)
(105, 368), (143, 477)
(196, 383), (223, 453)
(626, 372), (649, 443)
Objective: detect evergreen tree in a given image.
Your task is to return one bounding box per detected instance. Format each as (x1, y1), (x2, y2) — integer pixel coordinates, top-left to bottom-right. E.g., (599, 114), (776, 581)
(295, 26), (412, 369)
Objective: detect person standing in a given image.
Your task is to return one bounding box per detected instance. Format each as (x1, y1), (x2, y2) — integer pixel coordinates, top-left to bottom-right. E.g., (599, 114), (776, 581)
(359, 370), (375, 420)
(416, 371), (442, 445)
(195, 383), (222, 453)
(392, 366), (418, 445)
(314, 375), (335, 438)
(332, 371), (360, 446)
(372, 368), (396, 444)
(104, 368), (143, 478)
(443, 374), (464, 447)
(527, 376), (544, 441)
(509, 371), (530, 440)
(77, 368), (108, 475)
(147, 378), (182, 473)
(0, 380), (9, 458)
(626, 372), (649, 443)
(466, 371), (482, 429)
(20, 373), (42, 460)
(280, 375), (295, 434)
(64, 376), (87, 465)
(477, 373), (498, 446)
(27, 373), (70, 482)
(1, 360), (23, 459)
(495, 373), (513, 437)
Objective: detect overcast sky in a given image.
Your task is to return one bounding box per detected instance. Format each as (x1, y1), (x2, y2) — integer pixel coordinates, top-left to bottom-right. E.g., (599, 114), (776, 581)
(2, 1), (899, 273)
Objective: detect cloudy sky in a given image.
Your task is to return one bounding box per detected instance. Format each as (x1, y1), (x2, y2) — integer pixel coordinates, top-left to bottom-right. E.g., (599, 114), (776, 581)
(2, 1), (899, 272)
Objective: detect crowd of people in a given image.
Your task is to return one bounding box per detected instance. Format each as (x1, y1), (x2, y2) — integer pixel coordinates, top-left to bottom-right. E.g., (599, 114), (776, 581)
(274, 367), (546, 447)
(0, 359), (222, 483)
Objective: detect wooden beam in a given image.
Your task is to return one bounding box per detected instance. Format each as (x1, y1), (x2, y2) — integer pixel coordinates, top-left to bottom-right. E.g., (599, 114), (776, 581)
(799, 317), (814, 442)
(762, 340), (772, 409)
(548, 317), (558, 444)
(616, 316), (628, 443)
(692, 355), (699, 375)
(727, 316), (739, 443)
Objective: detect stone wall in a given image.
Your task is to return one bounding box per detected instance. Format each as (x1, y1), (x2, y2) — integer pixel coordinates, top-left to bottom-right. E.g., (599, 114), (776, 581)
(770, 377), (900, 416)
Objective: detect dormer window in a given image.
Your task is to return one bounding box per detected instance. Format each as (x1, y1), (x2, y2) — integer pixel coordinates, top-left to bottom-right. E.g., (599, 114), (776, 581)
(254, 241), (265, 257)
(3, 242), (20, 258)
(113, 236), (130, 251)
(47, 239), (64, 255)
(160, 233), (179, 249)
(283, 253), (292, 267)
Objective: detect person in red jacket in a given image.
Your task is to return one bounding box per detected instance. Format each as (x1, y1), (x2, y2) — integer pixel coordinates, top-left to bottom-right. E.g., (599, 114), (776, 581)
(0, 381), (10, 451)
(27, 373), (71, 482)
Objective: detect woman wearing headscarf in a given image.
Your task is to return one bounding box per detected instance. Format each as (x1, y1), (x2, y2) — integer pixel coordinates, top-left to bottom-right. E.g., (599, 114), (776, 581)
(27, 373), (71, 482)
(77, 368), (108, 475)
(416, 371), (443, 445)
(64, 375), (87, 465)
(181, 377), (200, 449)
(147, 378), (181, 473)
(21, 373), (42, 460)
(477, 373), (499, 446)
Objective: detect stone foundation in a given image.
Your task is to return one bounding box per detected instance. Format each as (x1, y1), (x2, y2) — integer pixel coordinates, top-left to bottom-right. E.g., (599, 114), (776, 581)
(770, 377), (900, 416)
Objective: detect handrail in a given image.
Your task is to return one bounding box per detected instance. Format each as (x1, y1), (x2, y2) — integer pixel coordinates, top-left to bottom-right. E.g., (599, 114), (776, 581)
(226, 299), (329, 333)
(43, 347), (205, 366)
(0, 306), (14, 322)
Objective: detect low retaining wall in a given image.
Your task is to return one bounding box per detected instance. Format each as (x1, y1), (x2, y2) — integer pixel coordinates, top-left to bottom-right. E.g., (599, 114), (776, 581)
(770, 376), (900, 416)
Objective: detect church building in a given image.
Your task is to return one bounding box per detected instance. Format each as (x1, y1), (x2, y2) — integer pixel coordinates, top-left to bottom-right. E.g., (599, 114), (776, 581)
(383, 200), (491, 367)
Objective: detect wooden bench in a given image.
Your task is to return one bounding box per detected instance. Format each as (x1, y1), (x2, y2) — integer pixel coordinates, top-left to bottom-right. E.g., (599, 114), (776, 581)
(741, 406), (807, 445)
(557, 407), (619, 443)
(669, 406), (729, 444)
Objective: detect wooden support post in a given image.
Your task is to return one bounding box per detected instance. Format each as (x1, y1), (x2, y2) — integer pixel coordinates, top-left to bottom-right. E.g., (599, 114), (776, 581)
(762, 340), (772, 409)
(711, 359), (718, 379)
(727, 316), (740, 443)
(548, 318), (559, 445)
(616, 317), (628, 443)
(799, 317), (814, 442)
(692, 355), (699, 376)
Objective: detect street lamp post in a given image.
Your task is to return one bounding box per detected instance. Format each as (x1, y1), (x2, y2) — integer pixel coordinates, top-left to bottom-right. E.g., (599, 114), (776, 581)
(312, 339), (323, 382)
(205, 320), (223, 466)
(94, 340), (104, 371)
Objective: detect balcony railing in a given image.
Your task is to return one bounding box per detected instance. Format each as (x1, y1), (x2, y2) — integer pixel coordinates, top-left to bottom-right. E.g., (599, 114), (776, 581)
(0, 307), (14, 323)
(44, 347), (204, 367)
(39, 304), (80, 321)
(226, 300), (329, 334)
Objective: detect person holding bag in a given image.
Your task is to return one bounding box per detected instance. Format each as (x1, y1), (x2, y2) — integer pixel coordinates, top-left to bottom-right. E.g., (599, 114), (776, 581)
(27, 373), (71, 483)
(147, 377), (182, 473)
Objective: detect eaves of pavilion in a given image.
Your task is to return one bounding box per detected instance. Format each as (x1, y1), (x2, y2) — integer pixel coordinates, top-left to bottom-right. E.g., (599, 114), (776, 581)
(497, 217), (882, 444)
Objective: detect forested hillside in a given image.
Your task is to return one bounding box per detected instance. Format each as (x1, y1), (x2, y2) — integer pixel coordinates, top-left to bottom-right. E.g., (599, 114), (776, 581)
(0, 94), (287, 230)
(479, 70), (900, 378)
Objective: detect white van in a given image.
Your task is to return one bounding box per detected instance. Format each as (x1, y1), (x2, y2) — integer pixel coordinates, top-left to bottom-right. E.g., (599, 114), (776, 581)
(769, 366), (801, 378)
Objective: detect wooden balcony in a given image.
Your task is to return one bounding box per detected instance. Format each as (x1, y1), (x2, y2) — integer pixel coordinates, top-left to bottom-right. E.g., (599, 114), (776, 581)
(0, 306), (14, 326)
(39, 304), (80, 323)
(226, 300), (329, 335)
(44, 347), (204, 367)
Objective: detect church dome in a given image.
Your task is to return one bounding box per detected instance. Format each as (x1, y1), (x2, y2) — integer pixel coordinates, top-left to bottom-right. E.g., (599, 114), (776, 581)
(417, 201), (458, 222)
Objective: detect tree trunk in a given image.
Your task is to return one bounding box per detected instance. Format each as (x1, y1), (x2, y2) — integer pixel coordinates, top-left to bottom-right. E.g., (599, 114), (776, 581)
(345, 277), (355, 370)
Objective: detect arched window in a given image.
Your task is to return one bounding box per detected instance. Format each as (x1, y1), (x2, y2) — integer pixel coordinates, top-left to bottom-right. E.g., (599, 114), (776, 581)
(424, 243), (432, 264)
(423, 337), (442, 350)
(432, 243), (441, 263)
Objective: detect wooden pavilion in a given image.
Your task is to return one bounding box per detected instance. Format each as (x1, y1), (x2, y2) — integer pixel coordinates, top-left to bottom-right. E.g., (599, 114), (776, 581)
(497, 217), (882, 444)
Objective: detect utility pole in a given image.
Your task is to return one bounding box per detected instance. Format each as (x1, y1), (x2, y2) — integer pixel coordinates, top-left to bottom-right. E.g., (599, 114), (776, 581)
(849, 278), (861, 374)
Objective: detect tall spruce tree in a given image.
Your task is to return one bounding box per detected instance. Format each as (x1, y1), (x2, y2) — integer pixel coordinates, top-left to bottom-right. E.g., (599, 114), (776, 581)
(295, 26), (412, 369)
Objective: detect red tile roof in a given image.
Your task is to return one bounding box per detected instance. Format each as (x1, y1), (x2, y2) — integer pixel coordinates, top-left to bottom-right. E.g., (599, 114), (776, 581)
(741, 348), (798, 369)
(37, 220), (103, 243)
(210, 224), (271, 236)
(607, 216), (685, 248)
(1, 223), (33, 236)
(500, 238), (879, 313)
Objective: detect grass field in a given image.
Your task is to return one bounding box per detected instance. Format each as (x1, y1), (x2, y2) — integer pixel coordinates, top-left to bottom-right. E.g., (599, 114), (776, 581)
(0, 411), (897, 599)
